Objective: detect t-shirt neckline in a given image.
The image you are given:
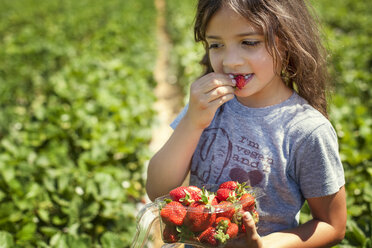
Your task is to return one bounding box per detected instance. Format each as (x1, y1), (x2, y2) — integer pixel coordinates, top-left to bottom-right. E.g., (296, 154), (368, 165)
(228, 92), (298, 117)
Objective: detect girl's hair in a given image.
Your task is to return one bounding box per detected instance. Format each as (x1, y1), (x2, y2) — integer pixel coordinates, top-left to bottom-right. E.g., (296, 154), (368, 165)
(194, 0), (330, 118)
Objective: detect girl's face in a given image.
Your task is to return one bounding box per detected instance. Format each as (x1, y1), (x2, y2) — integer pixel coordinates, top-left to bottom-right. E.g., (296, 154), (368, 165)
(206, 6), (291, 108)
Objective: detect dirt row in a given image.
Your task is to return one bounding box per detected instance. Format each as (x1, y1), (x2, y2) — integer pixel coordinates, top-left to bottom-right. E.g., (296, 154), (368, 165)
(145, 0), (184, 247)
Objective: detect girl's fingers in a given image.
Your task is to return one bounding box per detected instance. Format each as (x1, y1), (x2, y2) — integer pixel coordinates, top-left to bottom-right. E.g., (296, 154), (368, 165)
(243, 212), (262, 248)
(202, 73), (236, 93)
(209, 92), (235, 107)
(206, 85), (235, 103)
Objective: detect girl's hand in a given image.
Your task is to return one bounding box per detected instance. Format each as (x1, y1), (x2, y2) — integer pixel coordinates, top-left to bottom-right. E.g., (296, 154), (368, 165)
(225, 212), (264, 248)
(184, 72), (235, 130)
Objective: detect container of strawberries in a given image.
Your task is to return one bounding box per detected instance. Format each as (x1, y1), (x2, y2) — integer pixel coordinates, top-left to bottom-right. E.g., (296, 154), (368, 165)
(157, 181), (263, 247)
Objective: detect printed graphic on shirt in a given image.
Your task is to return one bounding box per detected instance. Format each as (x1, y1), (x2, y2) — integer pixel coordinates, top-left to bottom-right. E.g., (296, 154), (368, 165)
(190, 127), (273, 187)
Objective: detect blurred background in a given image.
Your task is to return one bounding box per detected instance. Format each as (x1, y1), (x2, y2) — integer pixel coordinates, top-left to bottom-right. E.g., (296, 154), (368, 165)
(0, 0), (371, 247)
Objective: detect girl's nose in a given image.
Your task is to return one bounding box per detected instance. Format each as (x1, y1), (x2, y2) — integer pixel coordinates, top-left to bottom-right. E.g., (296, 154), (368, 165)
(222, 47), (244, 69)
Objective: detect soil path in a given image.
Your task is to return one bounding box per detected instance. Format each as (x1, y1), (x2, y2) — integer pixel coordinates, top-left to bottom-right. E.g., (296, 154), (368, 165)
(146, 0), (184, 247)
(150, 0), (183, 156)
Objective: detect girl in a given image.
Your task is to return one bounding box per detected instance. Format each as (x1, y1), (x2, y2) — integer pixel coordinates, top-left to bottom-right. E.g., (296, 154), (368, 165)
(146, 0), (346, 247)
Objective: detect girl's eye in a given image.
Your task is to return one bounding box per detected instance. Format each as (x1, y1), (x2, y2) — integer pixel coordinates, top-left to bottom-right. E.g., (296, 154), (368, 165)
(208, 43), (222, 49)
(242, 40), (261, 47)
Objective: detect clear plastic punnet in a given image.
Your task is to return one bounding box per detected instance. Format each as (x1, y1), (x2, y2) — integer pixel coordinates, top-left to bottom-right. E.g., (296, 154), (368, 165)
(131, 182), (264, 248)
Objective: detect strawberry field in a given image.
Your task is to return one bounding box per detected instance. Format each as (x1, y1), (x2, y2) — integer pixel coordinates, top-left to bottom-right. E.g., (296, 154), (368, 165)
(0, 0), (371, 247)
(0, 0), (156, 247)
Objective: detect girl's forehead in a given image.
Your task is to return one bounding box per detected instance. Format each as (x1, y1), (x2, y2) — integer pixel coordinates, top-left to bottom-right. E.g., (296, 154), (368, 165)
(206, 6), (259, 36)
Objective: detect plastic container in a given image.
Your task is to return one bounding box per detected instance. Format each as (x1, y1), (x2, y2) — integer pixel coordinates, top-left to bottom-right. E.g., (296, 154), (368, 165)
(131, 184), (264, 248)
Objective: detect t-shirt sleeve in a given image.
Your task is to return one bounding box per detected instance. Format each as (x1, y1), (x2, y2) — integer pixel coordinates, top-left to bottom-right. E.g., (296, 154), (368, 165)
(292, 122), (345, 199)
(170, 104), (189, 130)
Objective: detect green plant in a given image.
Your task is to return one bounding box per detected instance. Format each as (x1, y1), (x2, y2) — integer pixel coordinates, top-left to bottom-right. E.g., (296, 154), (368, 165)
(0, 0), (157, 247)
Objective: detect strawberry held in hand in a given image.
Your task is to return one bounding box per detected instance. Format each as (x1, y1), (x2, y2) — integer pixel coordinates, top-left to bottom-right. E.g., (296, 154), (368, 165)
(234, 75), (247, 90)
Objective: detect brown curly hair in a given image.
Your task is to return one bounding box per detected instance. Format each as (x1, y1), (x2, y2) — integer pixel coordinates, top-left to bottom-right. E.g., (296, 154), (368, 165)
(194, 0), (330, 118)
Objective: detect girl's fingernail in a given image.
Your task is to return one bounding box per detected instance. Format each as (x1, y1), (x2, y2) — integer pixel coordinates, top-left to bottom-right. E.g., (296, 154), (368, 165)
(244, 212), (252, 221)
(229, 74), (234, 79)
(232, 79), (236, 86)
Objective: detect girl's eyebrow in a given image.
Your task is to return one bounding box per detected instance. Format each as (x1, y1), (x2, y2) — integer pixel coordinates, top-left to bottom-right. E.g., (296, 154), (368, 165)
(206, 32), (262, 39)
(237, 32), (262, 37)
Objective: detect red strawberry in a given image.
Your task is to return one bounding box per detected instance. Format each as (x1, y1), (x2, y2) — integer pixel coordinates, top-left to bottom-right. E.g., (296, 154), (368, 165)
(185, 201), (216, 232)
(160, 201), (187, 226)
(215, 201), (236, 219)
(234, 75), (247, 90)
(226, 223), (239, 239)
(211, 195), (219, 205)
(162, 224), (179, 243)
(239, 222), (246, 233)
(186, 185), (202, 203)
(169, 186), (202, 206)
(216, 188), (236, 202)
(198, 226), (218, 246)
(219, 181), (239, 191)
(169, 186), (188, 202)
(240, 193), (255, 211)
(214, 217), (231, 227)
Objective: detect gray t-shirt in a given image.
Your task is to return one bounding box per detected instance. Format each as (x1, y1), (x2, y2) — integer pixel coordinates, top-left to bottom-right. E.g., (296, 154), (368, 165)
(171, 92), (345, 236)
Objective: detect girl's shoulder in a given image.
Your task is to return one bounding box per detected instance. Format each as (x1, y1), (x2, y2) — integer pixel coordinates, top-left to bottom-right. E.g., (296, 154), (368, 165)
(284, 93), (332, 132)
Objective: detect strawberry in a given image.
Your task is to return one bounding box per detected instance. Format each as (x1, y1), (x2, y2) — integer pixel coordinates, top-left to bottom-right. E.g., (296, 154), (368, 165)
(169, 186), (202, 206)
(239, 221), (246, 233)
(169, 186), (188, 203)
(185, 201), (216, 232)
(216, 188), (236, 202)
(214, 217), (231, 227)
(215, 201), (236, 219)
(198, 226), (219, 246)
(162, 224), (179, 243)
(185, 188), (217, 232)
(186, 185), (202, 203)
(160, 201), (187, 226)
(226, 223), (239, 239)
(200, 221), (234, 246)
(240, 193), (255, 211)
(234, 75), (247, 90)
(219, 181), (239, 191)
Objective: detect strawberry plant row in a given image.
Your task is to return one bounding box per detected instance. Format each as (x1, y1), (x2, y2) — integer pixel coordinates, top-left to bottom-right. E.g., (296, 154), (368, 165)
(0, 0), (157, 247)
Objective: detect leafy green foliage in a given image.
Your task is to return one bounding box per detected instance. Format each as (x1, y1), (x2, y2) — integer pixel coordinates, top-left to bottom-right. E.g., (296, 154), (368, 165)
(312, 1), (372, 247)
(0, 0), (157, 247)
(165, 0), (203, 100)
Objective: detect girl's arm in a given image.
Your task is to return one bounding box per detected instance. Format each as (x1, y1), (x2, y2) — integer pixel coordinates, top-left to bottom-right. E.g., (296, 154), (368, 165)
(262, 186), (346, 248)
(146, 116), (204, 201)
(228, 186), (346, 248)
(146, 73), (235, 201)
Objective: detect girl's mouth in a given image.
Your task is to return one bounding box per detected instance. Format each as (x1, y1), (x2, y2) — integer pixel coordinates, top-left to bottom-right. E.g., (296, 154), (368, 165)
(230, 74), (254, 89)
